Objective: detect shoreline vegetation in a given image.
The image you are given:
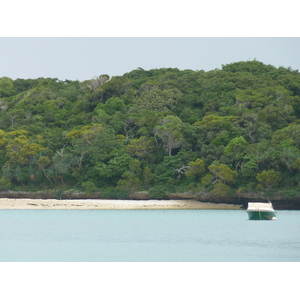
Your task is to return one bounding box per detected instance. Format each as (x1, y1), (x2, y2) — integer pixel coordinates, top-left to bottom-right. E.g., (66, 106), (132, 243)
(1, 61), (300, 209)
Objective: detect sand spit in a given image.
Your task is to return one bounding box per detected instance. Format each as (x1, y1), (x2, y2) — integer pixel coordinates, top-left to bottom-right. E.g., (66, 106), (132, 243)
(0, 198), (242, 210)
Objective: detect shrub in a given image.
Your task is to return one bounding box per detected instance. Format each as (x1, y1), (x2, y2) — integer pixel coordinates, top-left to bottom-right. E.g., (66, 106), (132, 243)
(82, 181), (98, 195)
(256, 169), (281, 190)
(210, 183), (231, 195)
(101, 187), (130, 199)
(0, 176), (11, 191)
(149, 186), (167, 199)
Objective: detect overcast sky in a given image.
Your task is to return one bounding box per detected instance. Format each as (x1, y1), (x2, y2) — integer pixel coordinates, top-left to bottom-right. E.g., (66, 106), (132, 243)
(1, 2), (299, 82)
(1, 37), (299, 81)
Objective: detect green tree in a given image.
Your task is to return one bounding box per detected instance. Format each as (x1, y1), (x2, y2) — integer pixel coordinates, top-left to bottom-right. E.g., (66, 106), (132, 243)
(262, 104), (295, 131)
(142, 166), (154, 187)
(116, 171), (142, 194)
(50, 151), (79, 185)
(82, 181), (98, 195)
(155, 115), (184, 155)
(256, 169), (281, 190)
(224, 137), (248, 156)
(239, 154), (258, 182)
(149, 185), (167, 199)
(96, 97), (126, 115)
(201, 174), (214, 186)
(0, 62), (299, 195)
(210, 182), (231, 195)
(0, 77), (16, 98)
(126, 136), (156, 158)
(5, 132), (45, 166)
(133, 88), (182, 112)
(95, 153), (132, 179)
(185, 158), (206, 178)
(37, 156), (52, 183)
(0, 176), (11, 191)
(280, 147), (300, 172)
(208, 163), (238, 185)
(0, 130), (8, 149)
(222, 60), (277, 75)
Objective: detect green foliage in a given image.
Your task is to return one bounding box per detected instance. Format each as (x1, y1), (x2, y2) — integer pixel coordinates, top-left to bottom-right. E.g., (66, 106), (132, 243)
(149, 186), (167, 200)
(280, 188), (300, 200)
(1, 61), (300, 197)
(37, 156), (51, 169)
(101, 187), (130, 199)
(0, 176), (11, 191)
(210, 182), (231, 195)
(96, 97), (126, 115)
(239, 155), (258, 182)
(185, 158), (206, 178)
(224, 137), (248, 155)
(256, 169), (281, 190)
(82, 181), (98, 195)
(54, 190), (64, 200)
(198, 115), (226, 127)
(0, 77), (16, 98)
(5, 132), (45, 166)
(116, 171), (142, 194)
(95, 153), (132, 178)
(133, 88), (182, 112)
(142, 166), (154, 187)
(208, 164), (238, 185)
(155, 115), (184, 155)
(126, 136), (155, 157)
(201, 174), (214, 186)
(0, 129), (8, 149)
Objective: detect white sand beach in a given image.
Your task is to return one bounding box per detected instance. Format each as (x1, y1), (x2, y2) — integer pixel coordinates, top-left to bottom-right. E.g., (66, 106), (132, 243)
(0, 198), (242, 209)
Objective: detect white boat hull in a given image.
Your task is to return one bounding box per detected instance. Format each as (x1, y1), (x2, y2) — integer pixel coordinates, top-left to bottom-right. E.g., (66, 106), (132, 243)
(246, 202), (277, 220)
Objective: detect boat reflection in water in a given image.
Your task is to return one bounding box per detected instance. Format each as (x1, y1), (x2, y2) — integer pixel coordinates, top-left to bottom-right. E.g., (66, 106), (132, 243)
(246, 202), (277, 220)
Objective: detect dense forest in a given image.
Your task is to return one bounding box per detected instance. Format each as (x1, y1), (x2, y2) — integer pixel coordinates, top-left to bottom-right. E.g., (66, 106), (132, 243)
(1, 60), (300, 200)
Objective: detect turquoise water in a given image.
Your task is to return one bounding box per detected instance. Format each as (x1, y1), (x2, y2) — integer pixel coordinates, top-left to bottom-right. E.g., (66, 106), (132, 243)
(0, 209), (299, 262)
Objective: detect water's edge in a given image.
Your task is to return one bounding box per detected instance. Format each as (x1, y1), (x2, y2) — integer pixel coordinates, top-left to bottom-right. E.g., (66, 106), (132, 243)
(1, 190), (300, 210)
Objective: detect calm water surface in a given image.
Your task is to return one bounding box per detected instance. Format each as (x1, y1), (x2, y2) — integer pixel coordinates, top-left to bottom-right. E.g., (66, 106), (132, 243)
(0, 209), (299, 262)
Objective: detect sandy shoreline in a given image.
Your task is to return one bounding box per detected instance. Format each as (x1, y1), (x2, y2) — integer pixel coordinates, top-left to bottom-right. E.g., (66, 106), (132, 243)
(0, 198), (242, 210)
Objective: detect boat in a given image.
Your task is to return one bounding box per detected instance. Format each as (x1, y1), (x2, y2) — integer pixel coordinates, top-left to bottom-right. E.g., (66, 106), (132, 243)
(246, 202), (277, 220)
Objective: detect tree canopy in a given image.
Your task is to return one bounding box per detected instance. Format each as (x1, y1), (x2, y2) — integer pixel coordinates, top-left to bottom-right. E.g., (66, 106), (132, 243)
(1, 60), (300, 198)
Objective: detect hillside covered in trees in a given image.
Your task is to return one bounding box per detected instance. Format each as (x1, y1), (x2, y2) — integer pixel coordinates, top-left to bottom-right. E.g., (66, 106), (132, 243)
(1, 60), (300, 200)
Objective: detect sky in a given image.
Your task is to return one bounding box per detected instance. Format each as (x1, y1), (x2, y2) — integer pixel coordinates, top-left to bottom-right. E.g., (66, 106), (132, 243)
(1, 37), (299, 81)
(1, 2), (299, 82)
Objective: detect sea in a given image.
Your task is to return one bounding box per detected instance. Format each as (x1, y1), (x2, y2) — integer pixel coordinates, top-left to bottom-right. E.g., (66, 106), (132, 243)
(0, 209), (300, 262)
